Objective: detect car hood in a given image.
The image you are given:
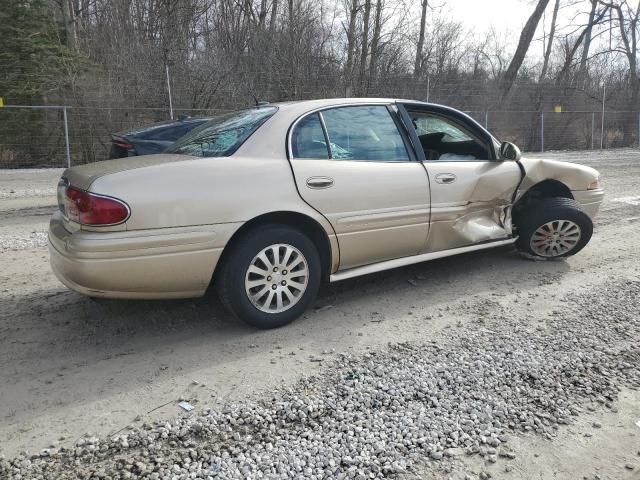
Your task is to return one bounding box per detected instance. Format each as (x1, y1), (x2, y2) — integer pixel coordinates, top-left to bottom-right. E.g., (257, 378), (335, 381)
(63, 154), (198, 190)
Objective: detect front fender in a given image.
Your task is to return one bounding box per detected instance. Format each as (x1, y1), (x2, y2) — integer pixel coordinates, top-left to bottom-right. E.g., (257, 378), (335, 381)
(518, 158), (600, 194)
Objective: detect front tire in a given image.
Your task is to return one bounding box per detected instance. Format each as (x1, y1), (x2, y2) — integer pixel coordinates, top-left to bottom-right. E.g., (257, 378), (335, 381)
(515, 197), (593, 259)
(216, 225), (321, 329)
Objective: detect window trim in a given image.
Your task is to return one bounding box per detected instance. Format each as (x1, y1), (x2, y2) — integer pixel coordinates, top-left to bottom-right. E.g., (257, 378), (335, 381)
(287, 102), (416, 163)
(317, 112), (333, 159)
(290, 112), (331, 160)
(406, 110), (494, 163)
(397, 102), (499, 162)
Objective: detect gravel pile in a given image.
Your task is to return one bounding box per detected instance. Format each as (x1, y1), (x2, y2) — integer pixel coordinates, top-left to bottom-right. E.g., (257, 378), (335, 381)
(2, 279), (639, 480)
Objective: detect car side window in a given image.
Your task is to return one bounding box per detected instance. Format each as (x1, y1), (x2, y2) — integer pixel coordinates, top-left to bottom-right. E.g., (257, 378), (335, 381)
(410, 112), (491, 161)
(292, 113), (330, 159)
(321, 105), (410, 161)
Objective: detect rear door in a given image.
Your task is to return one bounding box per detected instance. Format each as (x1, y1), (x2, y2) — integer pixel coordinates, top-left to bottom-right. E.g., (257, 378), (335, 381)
(288, 104), (431, 270)
(398, 103), (522, 253)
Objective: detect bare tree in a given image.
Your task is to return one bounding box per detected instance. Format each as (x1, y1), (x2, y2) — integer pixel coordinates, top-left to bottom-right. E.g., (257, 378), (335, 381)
(367, 0), (384, 91)
(358, 0), (372, 94)
(343, 0), (361, 95)
(414, 0), (429, 78)
(270, 0), (279, 32)
(501, 0), (552, 96)
(59, 0), (78, 50)
(580, 0), (600, 75)
(540, 0), (561, 82)
(599, 0), (640, 140)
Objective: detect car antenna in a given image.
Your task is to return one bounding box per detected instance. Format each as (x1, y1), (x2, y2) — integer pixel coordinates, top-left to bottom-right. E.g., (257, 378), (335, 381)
(249, 92), (269, 107)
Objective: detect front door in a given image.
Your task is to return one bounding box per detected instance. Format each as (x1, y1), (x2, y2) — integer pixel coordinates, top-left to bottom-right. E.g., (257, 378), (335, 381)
(288, 104), (431, 270)
(399, 104), (522, 252)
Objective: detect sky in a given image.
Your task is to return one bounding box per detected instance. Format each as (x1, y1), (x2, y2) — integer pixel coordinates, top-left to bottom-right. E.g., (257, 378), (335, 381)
(442, 0), (587, 52)
(447, 0), (535, 31)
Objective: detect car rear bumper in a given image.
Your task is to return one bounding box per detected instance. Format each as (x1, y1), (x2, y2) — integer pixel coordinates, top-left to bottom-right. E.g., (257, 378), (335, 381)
(48, 211), (240, 299)
(572, 188), (604, 219)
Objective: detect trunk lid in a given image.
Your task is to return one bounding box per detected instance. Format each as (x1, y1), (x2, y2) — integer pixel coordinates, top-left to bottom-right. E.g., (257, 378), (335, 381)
(62, 153), (197, 190)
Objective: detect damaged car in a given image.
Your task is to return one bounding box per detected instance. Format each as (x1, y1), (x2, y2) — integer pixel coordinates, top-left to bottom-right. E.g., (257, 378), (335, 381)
(49, 99), (604, 328)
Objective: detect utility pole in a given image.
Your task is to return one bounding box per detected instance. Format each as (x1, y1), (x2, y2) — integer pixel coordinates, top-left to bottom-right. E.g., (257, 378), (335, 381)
(426, 77), (430, 103)
(165, 63), (174, 120)
(600, 84), (606, 149)
(541, 112), (544, 152)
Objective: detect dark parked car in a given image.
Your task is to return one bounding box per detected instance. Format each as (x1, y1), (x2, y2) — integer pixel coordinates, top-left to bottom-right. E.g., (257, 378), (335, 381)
(109, 116), (210, 158)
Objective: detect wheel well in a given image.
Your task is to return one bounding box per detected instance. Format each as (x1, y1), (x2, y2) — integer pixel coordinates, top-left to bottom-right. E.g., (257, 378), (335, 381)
(212, 211), (334, 284)
(512, 179), (573, 228)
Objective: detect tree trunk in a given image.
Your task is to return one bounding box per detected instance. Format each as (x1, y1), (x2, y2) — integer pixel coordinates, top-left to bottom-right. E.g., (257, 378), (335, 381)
(61, 0), (77, 50)
(539, 0), (560, 82)
(269, 0), (278, 32)
(367, 0), (383, 93)
(358, 0), (372, 95)
(414, 0), (428, 78)
(288, 0), (297, 98)
(258, 0), (268, 28)
(501, 0), (551, 97)
(579, 0), (599, 77)
(344, 0), (360, 96)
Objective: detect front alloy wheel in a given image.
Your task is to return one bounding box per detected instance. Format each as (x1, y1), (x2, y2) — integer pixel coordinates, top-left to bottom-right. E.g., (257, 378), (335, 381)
(529, 220), (582, 257)
(516, 197), (593, 259)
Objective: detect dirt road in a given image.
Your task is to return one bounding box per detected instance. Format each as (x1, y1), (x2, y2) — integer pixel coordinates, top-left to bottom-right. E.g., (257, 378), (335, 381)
(0, 150), (639, 479)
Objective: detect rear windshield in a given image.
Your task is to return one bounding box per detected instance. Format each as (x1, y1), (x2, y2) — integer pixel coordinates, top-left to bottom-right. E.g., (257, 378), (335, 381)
(165, 106), (278, 157)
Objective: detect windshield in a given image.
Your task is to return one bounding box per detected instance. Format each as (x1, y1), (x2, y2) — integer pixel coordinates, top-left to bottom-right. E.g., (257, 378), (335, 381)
(165, 106), (278, 157)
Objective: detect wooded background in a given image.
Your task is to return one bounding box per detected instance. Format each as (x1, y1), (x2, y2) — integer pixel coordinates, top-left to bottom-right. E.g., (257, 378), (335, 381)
(1, 0), (640, 167)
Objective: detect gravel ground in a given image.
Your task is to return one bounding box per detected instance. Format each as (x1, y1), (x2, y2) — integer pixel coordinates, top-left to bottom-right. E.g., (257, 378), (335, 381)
(0, 149), (639, 479)
(2, 279), (639, 479)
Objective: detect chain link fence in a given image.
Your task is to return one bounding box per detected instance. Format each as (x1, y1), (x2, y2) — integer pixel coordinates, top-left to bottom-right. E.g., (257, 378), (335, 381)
(1, 105), (639, 169)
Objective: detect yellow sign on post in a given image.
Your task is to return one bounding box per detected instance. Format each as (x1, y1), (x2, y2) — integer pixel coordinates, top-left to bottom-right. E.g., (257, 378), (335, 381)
(554, 105), (562, 113)
(0, 97), (4, 108)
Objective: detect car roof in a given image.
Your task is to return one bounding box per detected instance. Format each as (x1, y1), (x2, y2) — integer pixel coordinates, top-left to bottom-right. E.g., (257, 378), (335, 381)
(264, 98), (486, 131)
(268, 97), (468, 119)
(271, 97), (421, 109)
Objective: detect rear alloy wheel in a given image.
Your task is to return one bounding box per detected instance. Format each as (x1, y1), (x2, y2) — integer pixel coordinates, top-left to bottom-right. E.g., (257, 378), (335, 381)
(245, 244), (309, 313)
(516, 197), (593, 259)
(217, 225), (321, 329)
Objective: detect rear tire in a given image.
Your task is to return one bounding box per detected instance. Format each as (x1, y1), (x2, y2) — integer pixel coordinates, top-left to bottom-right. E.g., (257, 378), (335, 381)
(216, 224), (321, 329)
(515, 197), (593, 259)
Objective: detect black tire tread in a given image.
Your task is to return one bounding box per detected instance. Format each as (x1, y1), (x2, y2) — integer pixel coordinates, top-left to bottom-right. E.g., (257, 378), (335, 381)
(515, 197), (593, 258)
(215, 224), (321, 329)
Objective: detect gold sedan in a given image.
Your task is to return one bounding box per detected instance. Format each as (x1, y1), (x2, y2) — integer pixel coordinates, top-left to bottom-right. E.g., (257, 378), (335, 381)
(49, 99), (604, 328)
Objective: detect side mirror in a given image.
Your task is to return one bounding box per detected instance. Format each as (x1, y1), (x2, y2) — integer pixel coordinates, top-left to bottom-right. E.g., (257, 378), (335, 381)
(500, 141), (521, 161)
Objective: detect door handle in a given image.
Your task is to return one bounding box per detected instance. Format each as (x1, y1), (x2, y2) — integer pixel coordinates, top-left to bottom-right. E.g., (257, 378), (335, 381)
(306, 177), (334, 189)
(435, 173), (457, 184)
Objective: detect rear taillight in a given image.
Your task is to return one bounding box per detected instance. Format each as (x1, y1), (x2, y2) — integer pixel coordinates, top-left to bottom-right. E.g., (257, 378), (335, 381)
(112, 136), (134, 150)
(63, 186), (130, 226)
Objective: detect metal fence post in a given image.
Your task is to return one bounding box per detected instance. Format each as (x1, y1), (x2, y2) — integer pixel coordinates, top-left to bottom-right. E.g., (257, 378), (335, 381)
(62, 106), (71, 168)
(600, 85), (606, 149)
(540, 112), (544, 153)
(638, 112), (640, 148)
(485, 111), (488, 129)
(165, 64), (174, 120)
(591, 112), (595, 150)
